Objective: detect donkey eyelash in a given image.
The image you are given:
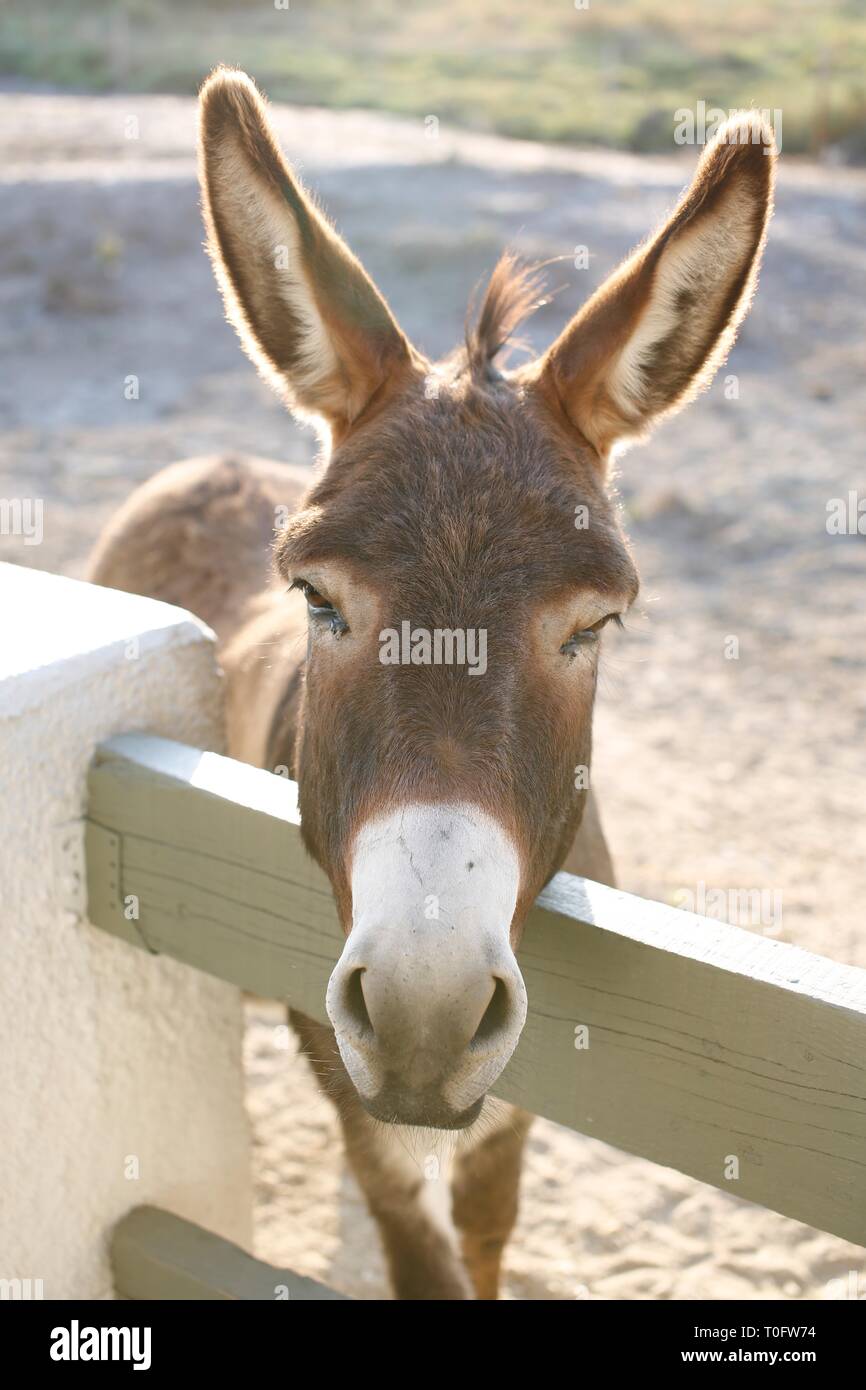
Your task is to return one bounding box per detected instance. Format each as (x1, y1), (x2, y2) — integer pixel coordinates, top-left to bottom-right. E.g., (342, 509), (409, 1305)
(289, 579), (349, 636)
(560, 612), (624, 656)
(289, 577), (330, 608)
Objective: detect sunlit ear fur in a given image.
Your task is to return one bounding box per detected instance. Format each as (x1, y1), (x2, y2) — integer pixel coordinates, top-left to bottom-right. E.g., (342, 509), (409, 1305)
(533, 113), (776, 461)
(199, 67), (414, 434)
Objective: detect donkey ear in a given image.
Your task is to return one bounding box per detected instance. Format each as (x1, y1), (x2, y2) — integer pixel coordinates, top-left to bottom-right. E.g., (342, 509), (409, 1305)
(199, 68), (413, 432)
(535, 115), (776, 460)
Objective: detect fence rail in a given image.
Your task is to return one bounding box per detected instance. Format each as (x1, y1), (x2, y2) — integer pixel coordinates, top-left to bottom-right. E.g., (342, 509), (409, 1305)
(112, 1206), (347, 1301)
(86, 733), (866, 1250)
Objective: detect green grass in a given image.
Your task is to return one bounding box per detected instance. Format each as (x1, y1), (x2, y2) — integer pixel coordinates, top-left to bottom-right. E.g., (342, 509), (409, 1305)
(3, 0), (866, 156)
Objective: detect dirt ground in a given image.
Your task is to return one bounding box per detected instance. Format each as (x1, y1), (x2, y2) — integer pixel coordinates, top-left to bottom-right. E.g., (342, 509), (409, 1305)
(3, 89), (865, 1299)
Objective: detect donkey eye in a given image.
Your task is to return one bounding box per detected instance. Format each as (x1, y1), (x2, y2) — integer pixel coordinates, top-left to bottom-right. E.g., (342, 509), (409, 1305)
(560, 612), (623, 656)
(290, 579), (348, 636)
(296, 580), (330, 611)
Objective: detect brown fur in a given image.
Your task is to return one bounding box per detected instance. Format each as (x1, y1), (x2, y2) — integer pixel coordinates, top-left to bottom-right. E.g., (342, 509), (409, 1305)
(88, 69), (774, 1298)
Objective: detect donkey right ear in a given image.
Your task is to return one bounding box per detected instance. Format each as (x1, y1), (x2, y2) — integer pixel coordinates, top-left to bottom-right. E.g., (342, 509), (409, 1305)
(199, 68), (413, 433)
(532, 114), (776, 462)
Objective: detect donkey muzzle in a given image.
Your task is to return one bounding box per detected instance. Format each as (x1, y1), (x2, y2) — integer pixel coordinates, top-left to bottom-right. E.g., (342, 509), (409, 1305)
(326, 803), (527, 1128)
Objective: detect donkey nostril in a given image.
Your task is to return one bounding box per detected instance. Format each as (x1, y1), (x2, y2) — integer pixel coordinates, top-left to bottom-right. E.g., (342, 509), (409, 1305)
(344, 966), (373, 1036)
(470, 977), (511, 1049)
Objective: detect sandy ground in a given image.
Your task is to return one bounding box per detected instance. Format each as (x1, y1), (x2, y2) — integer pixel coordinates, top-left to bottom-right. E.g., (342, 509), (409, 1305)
(2, 90), (865, 1300)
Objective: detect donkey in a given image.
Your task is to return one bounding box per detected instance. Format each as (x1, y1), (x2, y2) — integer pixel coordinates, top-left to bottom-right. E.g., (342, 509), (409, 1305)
(88, 69), (775, 1299)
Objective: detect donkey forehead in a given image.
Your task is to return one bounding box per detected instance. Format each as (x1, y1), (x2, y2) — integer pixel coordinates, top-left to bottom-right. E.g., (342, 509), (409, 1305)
(278, 386), (638, 600)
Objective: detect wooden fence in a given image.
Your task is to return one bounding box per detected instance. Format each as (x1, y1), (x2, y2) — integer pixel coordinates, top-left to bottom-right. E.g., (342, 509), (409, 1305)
(85, 732), (866, 1297)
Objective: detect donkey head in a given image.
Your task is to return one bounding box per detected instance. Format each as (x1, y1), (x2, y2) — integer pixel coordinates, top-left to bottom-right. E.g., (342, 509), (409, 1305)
(199, 69), (775, 1128)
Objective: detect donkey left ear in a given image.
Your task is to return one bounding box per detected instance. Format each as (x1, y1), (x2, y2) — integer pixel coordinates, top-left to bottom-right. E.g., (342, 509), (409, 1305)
(533, 115), (776, 460)
(199, 67), (414, 435)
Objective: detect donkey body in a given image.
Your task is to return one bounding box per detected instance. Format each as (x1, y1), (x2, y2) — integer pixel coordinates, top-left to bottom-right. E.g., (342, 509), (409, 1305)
(89, 69), (774, 1298)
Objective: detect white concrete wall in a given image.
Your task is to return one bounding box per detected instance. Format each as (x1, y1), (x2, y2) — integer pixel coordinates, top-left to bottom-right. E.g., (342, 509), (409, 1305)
(0, 562), (252, 1298)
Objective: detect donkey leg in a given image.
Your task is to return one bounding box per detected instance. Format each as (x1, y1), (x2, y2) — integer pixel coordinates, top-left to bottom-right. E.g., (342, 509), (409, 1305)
(450, 1103), (533, 1300)
(446, 793), (608, 1300)
(290, 1010), (473, 1300)
(429, 792), (607, 1300)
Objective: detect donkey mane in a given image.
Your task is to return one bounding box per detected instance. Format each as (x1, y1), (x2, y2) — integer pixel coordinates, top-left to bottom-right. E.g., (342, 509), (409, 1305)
(464, 253), (548, 380)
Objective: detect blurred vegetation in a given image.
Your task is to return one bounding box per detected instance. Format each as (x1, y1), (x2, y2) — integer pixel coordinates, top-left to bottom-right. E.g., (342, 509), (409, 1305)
(2, 0), (866, 157)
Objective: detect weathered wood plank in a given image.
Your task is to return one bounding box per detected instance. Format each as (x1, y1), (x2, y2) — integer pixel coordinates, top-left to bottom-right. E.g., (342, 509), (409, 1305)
(86, 734), (866, 1247)
(112, 1206), (347, 1300)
